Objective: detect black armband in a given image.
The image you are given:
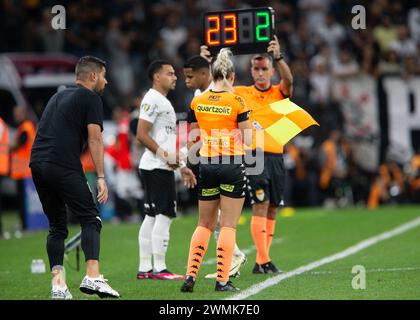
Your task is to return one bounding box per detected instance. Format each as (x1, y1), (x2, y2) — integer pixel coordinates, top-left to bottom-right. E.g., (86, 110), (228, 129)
(237, 111), (250, 123)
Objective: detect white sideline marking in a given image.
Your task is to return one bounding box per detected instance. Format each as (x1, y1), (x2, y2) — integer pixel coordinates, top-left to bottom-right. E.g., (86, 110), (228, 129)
(227, 216), (420, 300)
(309, 266), (420, 275)
(202, 238), (284, 265)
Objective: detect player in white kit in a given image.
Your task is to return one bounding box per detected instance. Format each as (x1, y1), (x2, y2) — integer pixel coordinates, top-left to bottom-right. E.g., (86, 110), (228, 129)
(136, 60), (196, 280)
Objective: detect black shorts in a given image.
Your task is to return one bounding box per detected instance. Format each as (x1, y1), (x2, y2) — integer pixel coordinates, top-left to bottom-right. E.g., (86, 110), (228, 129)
(198, 160), (246, 201)
(30, 162), (100, 225)
(246, 153), (285, 207)
(140, 169), (176, 217)
(190, 163), (200, 186)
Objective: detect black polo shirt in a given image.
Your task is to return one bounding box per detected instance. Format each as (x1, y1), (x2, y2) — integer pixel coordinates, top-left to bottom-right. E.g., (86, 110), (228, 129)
(30, 84), (103, 171)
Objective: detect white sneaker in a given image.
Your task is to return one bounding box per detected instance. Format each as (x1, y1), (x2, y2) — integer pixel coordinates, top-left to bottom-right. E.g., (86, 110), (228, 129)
(51, 285), (73, 300)
(205, 252), (247, 279)
(79, 275), (120, 298)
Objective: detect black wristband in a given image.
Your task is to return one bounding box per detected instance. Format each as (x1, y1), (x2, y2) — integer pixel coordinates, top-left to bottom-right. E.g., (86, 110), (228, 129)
(97, 176), (105, 179)
(275, 53), (284, 61)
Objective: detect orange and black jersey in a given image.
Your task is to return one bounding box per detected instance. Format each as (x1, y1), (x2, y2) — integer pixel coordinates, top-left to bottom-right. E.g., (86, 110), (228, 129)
(189, 90), (249, 157)
(234, 84), (287, 154)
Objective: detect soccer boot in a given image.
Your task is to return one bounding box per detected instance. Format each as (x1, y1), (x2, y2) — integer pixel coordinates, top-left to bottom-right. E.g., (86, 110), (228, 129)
(215, 281), (240, 292)
(79, 274), (120, 298)
(180, 276), (196, 292)
(151, 269), (185, 280)
(51, 285), (73, 300)
(136, 270), (153, 279)
(252, 261), (283, 274)
(205, 252), (247, 279)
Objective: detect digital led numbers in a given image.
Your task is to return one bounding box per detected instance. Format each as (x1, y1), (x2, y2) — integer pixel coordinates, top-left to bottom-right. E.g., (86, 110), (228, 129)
(204, 7), (275, 55)
(256, 12), (270, 41)
(206, 15), (220, 45)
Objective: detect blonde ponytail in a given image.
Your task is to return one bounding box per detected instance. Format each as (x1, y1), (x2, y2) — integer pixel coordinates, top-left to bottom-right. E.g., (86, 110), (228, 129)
(211, 48), (234, 83)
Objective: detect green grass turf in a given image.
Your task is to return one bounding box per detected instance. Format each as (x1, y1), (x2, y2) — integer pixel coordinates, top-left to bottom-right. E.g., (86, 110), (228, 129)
(0, 206), (419, 300)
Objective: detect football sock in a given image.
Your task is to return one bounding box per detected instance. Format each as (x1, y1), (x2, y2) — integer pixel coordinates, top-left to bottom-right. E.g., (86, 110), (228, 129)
(214, 210), (242, 257)
(266, 218), (276, 254)
(138, 215), (155, 272)
(186, 226), (212, 278)
(251, 216), (270, 265)
(216, 227), (236, 283)
(151, 214), (172, 272)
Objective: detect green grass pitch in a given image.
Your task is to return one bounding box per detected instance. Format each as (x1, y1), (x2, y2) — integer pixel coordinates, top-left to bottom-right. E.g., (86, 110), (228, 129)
(0, 206), (419, 300)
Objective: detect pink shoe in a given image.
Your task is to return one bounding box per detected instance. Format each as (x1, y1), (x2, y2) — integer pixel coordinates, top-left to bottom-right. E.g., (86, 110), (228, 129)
(136, 270), (153, 279)
(151, 270), (185, 280)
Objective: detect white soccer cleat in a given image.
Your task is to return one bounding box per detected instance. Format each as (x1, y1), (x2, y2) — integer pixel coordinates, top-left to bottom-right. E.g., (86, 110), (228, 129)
(229, 251), (247, 277)
(79, 274), (120, 298)
(205, 251), (247, 279)
(204, 272), (218, 279)
(51, 285), (73, 300)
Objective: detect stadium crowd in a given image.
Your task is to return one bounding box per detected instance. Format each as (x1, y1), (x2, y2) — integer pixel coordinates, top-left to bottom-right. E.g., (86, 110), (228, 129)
(1, 0), (420, 223)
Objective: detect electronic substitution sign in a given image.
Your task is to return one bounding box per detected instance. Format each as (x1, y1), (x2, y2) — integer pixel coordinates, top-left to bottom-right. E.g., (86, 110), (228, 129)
(203, 7), (275, 55)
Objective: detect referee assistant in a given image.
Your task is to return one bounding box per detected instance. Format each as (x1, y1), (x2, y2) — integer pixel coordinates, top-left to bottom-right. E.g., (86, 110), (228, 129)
(201, 35), (294, 274)
(181, 48), (252, 293)
(30, 56), (119, 299)
(182, 56), (247, 279)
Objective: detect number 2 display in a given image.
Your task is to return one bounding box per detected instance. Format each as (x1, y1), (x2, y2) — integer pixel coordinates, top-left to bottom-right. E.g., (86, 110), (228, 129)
(204, 7), (275, 55)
